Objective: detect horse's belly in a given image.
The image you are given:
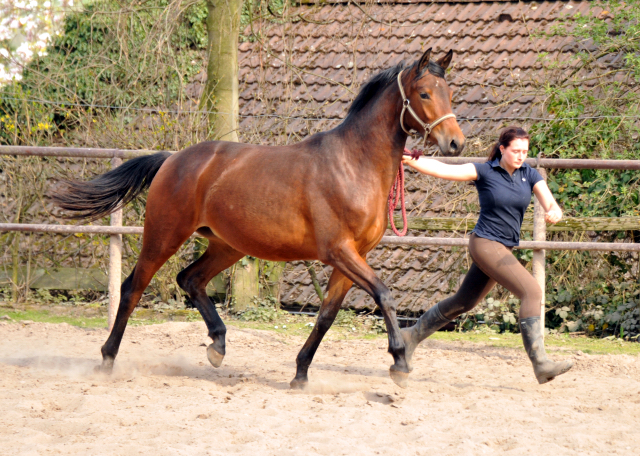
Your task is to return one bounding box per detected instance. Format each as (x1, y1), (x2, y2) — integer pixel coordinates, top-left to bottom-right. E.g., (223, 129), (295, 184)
(204, 206), (318, 261)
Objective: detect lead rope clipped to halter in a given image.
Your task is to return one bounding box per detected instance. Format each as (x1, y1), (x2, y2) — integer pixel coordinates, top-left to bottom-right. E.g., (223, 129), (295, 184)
(388, 147), (423, 236)
(390, 70), (455, 236)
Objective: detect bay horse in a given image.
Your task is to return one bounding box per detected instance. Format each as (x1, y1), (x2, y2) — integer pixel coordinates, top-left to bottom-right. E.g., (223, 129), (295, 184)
(52, 48), (465, 388)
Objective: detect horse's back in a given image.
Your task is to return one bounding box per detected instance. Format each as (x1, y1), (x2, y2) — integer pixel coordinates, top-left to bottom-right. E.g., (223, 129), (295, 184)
(144, 138), (329, 259)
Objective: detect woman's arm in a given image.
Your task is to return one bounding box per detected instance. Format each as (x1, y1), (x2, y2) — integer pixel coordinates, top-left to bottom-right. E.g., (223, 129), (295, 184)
(533, 181), (563, 224)
(402, 156), (478, 181)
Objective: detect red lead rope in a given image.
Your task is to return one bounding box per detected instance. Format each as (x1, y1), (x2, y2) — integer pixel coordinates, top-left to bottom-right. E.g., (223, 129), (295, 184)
(388, 147), (422, 236)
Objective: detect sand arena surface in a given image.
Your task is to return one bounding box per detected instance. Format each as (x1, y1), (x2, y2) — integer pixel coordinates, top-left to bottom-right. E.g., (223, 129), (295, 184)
(0, 320), (639, 456)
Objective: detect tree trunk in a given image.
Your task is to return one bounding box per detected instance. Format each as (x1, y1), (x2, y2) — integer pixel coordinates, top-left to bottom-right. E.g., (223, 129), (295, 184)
(203, 0), (242, 142)
(203, 0), (257, 311)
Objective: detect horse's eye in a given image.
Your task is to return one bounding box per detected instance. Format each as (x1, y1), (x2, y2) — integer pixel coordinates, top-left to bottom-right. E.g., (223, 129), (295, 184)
(420, 93), (430, 100)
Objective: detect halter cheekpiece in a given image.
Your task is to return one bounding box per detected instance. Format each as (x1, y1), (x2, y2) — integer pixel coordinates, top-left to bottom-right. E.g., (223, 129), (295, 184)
(397, 69), (456, 148)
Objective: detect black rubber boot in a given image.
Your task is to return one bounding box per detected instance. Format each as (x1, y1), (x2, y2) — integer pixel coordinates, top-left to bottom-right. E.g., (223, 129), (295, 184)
(520, 316), (574, 384)
(401, 303), (452, 371)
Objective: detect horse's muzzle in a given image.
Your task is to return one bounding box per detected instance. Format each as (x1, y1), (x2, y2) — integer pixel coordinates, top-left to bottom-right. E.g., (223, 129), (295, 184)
(437, 135), (465, 156)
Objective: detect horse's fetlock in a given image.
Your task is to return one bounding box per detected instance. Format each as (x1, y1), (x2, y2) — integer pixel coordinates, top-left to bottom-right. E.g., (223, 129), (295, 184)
(209, 326), (226, 340)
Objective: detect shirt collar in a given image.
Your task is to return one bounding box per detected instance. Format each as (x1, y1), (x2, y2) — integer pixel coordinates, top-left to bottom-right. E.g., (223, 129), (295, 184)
(489, 158), (529, 171)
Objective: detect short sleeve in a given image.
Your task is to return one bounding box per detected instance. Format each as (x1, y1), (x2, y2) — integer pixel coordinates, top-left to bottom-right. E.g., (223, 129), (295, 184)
(473, 162), (489, 182)
(527, 166), (544, 190)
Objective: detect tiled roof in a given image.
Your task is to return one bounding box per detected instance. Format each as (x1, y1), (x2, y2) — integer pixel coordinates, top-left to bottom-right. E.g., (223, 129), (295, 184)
(219, 1), (608, 313)
(233, 1), (603, 142)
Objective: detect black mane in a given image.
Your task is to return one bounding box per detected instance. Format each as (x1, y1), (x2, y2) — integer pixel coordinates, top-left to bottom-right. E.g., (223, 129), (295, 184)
(343, 60), (445, 122)
(344, 62), (406, 121)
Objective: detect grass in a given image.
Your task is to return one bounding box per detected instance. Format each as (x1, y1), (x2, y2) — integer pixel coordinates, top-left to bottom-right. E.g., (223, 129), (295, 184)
(1, 308), (108, 328)
(1, 304), (639, 356)
(430, 330), (640, 356)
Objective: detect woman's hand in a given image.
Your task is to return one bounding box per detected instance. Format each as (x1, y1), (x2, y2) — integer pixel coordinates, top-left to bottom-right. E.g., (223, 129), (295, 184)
(402, 155), (417, 167)
(545, 208), (562, 224)
(533, 181), (563, 225)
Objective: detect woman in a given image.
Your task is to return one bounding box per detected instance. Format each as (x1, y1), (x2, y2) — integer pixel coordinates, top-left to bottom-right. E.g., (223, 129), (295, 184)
(401, 126), (573, 384)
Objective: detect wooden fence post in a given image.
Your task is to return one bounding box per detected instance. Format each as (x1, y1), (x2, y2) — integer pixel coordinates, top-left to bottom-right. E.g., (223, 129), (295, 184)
(532, 167), (547, 338)
(108, 156), (123, 331)
(230, 257), (259, 312)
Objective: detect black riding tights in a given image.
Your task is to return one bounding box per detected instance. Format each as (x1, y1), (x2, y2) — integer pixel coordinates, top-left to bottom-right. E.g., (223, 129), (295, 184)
(437, 233), (543, 320)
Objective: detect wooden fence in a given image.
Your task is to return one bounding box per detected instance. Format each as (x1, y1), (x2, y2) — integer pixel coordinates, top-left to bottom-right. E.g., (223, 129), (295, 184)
(2, 145), (640, 334)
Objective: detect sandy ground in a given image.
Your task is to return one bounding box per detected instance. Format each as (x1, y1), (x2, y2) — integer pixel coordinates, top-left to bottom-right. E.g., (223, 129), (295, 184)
(0, 320), (639, 456)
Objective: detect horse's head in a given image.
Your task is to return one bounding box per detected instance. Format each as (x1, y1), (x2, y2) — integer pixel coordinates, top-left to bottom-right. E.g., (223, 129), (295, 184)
(398, 48), (465, 156)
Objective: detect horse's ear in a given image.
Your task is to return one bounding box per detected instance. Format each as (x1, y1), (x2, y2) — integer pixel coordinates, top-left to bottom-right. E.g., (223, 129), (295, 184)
(437, 50), (453, 70)
(416, 47), (432, 76)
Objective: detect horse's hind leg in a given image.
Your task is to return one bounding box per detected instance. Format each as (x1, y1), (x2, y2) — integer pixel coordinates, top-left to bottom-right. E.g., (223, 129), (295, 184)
(99, 228), (193, 373)
(290, 269), (353, 389)
(176, 238), (243, 368)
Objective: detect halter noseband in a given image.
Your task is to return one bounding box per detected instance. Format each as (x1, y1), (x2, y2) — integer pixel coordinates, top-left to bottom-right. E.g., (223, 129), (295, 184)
(397, 69), (456, 148)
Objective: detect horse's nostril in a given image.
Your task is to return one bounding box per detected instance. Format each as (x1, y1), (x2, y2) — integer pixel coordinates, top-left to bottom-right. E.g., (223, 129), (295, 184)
(450, 140), (458, 151)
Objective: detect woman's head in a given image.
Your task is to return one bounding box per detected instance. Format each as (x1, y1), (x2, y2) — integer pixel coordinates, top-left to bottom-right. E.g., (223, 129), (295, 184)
(488, 127), (530, 165)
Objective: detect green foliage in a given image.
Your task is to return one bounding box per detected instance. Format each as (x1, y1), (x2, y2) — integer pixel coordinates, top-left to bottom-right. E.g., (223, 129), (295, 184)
(544, 281), (640, 338)
(236, 296), (287, 322)
(0, 0), (209, 143)
(546, 169), (640, 217)
(334, 309), (357, 328)
(530, 1), (640, 160)
(366, 315), (387, 334)
(528, 1), (640, 215)
(335, 310), (386, 334)
(465, 296), (518, 333)
(522, 1), (640, 339)
(0, 1), (218, 303)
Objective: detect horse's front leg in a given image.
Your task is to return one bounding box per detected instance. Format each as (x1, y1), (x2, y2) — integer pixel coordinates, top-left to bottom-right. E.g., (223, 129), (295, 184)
(290, 269), (353, 389)
(327, 244), (410, 388)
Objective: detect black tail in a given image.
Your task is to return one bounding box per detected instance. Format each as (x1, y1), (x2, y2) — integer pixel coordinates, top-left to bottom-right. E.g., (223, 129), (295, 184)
(51, 152), (172, 220)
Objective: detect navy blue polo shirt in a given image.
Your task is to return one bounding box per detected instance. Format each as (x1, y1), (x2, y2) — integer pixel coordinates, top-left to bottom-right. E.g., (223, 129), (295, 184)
(472, 158), (543, 247)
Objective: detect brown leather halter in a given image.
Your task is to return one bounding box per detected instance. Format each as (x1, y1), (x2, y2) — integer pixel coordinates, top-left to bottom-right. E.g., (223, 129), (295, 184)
(397, 70), (456, 148)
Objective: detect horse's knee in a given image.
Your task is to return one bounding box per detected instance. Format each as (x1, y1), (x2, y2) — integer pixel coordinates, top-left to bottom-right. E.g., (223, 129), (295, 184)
(377, 288), (396, 312)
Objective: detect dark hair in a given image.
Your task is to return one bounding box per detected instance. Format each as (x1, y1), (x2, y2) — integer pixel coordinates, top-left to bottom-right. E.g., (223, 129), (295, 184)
(488, 126), (530, 161)
(345, 62), (406, 122)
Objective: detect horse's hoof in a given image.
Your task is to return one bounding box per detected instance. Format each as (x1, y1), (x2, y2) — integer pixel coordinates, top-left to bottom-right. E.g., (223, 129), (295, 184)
(289, 377), (308, 390)
(207, 344), (225, 368)
(389, 366), (409, 389)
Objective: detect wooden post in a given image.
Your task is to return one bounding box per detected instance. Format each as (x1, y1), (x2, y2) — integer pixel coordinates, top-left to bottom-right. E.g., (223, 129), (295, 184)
(230, 257), (259, 312)
(108, 156), (123, 331)
(532, 167), (547, 338)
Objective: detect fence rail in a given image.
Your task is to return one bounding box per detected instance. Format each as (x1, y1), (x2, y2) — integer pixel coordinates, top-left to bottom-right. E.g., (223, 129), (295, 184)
(2, 223), (639, 252)
(2, 145), (640, 334)
(5, 145), (640, 169)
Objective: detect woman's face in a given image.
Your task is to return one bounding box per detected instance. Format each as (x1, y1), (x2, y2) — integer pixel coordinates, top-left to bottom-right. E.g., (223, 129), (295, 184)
(500, 138), (529, 170)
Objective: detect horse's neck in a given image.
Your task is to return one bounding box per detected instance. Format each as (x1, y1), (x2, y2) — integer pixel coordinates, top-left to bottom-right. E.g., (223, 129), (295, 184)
(337, 87), (406, 183)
